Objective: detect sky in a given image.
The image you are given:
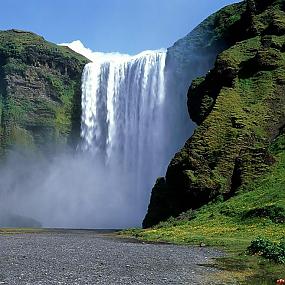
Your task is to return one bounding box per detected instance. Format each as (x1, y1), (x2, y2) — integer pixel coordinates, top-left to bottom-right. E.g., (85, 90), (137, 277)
(0, 0), (241, 55)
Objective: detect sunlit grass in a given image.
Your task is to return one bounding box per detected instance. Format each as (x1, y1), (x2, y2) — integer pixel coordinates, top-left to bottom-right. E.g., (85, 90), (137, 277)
(121, 150), (285, 284)
(0, 228), (44, 235)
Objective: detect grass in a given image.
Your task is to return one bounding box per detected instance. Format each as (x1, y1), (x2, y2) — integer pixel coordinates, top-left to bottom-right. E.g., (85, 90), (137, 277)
(0, 29), (85, 153)
(121, 148), (285, 284)
(210, 255), (285, 284)
(0, 228), (44, 235)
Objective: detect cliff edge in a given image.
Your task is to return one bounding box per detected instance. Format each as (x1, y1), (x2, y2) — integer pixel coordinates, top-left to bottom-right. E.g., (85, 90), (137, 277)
(0, 30), (88, 156)
(144, 0), (285, 227)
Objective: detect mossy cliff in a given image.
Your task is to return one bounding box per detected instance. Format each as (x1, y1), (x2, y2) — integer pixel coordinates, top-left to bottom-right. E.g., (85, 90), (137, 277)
(164, 1), (248, 145)
(166, 0), (247, 80)
(0, 30), (88, 155)
(144, 0), (285, 227)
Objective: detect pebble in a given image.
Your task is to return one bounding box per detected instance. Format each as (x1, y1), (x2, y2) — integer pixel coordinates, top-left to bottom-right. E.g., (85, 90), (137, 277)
(0, 230), (225, 284)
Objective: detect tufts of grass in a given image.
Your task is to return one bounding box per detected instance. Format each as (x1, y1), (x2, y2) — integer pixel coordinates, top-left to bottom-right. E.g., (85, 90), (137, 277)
(123, 149), (285, 246)
(121, 146), (285, 284)
(0, 228), (44, 235)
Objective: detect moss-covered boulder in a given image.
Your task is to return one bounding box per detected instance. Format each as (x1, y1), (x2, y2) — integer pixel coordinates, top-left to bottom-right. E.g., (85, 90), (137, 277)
(0, 30), (88, 156)
(144, 0), (285, 228)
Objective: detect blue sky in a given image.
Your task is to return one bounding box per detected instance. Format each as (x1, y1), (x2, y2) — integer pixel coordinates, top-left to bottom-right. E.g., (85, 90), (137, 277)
(1, 0), (240, 54)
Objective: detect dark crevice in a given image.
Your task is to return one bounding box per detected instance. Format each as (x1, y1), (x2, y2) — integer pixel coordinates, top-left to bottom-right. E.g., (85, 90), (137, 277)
(226, 156), (242, 200)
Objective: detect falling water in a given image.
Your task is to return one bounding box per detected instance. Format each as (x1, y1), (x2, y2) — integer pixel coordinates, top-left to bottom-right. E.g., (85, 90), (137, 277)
(0, 41), (194, 229)
(79, 50), (170, 219)
(0, 33), (216, 228)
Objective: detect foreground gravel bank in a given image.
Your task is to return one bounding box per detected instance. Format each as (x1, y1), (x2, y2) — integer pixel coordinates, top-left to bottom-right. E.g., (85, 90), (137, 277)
(0, 230), (224, 284)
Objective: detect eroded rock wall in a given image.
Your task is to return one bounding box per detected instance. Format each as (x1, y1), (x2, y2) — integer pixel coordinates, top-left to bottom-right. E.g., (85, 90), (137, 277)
(144, 0), (285, 227)
(0, 30), (88, 156)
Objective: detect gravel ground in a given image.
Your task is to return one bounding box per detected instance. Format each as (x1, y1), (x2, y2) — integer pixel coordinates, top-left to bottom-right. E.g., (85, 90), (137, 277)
(0, 230), (225, 285)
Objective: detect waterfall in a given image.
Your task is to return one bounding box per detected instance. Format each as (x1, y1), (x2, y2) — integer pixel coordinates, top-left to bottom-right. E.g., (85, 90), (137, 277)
(0, 41), (194, 229)
(51, 40), (194, 227)
(82, 52), (166, 161)
(0, 37), (213, 229)
(79, 50), (170, 220)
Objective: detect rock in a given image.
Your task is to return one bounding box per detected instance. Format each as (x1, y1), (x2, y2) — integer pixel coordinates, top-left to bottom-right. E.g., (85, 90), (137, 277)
(0, 30), (89, 156)
(144, 0), (285, 227)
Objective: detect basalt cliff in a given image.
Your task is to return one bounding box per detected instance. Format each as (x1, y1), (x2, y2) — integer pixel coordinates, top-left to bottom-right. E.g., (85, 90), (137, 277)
(144, 0), (285, 227)
(0, 30), (88, 156)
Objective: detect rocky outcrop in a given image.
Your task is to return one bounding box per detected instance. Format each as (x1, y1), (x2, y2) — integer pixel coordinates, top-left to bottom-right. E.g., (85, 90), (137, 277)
(166, 0), (247, 78)
(0, 30), (88, 156)
(163, 1), (248, 148)
(144, 0), (285, 227)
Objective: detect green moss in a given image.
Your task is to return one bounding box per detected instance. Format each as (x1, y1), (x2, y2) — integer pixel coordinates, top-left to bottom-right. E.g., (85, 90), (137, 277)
(2, 59), (28, 76)
(44, 73), (78, 137)
(244, 205), (285, 223)
(270, 133), (285, 153)
(0, 29), (88, 154)
(209, 3), (246, 46)
(9, 126), (35, 149)
(144, 1), (285, 228)
(218, 36), (261, 67)
(0, 29), (87, 66)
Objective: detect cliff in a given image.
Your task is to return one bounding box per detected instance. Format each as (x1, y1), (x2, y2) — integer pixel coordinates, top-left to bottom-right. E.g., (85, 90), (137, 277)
(163, 1), (248, 148)
(0, 30), (88, 156)
(144, 0), (285, 227)
(166, 0), (247, 80)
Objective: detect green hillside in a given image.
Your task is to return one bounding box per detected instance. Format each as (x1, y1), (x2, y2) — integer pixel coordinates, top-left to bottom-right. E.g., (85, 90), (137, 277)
(0, 30), (88, 156)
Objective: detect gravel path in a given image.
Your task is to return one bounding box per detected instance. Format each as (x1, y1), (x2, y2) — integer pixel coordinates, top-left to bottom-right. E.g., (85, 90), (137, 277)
(0, 230), (224, 285)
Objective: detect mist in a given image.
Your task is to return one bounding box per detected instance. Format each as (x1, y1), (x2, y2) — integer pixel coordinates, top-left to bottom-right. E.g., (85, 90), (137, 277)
(0, 36), (219, 229)
(0, 47), (187, 230)
(0, 149), (142, 229)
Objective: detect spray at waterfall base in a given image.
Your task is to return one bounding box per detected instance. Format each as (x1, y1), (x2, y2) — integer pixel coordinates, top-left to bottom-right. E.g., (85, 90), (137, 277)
(0, 44), (192, 228)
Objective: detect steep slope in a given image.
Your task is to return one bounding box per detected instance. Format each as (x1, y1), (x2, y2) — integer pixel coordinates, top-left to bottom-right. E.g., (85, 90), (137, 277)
(166, 0), (247, 80)
(144, 0), (285, 227)
(0, 30), (88, 156)
(128, 138), (285, 244)
(163, 1), (247, 149)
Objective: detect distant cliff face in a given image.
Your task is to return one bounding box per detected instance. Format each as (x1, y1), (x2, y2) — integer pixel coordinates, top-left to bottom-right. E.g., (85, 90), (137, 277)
(144, 0), (285, 227)
(0, 30), (88, 156)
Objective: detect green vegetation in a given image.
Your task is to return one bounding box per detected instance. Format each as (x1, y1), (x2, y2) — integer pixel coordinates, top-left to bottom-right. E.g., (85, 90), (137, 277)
(122, 145), (285, 283)
(144, 0), (285, 229)
(248, 237), (285, 264)
(0, 29), (87, 66)
(0, 29), (88, 155)
(210, 254), (285, 285)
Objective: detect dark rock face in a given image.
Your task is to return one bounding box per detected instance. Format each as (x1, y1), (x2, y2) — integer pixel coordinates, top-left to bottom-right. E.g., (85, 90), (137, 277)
(0, 30), (88, 156)
(143, 0), (285, 228)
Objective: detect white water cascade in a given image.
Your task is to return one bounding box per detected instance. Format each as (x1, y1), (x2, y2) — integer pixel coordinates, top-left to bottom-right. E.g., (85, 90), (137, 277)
(82, 51), (166, 167)
(79, 50), (170, 223)
(0, 41), (193, 229)
(0, 40), (186, 229)
(0, 39), (210, 229)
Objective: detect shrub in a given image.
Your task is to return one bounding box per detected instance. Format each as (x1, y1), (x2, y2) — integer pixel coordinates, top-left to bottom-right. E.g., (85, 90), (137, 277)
(247, 237), (285, 263)
(176, 210), (197, 221)
(244, 205), (285, 223)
